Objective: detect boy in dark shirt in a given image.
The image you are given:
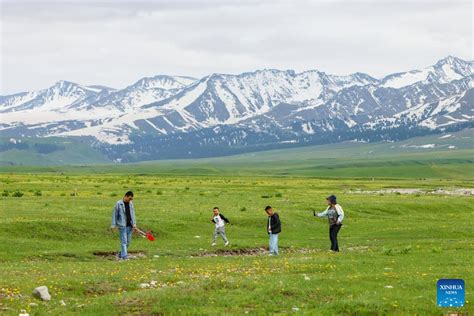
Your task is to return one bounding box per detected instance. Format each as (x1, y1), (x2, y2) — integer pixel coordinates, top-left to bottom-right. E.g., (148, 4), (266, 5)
(265, 206), (281, 255)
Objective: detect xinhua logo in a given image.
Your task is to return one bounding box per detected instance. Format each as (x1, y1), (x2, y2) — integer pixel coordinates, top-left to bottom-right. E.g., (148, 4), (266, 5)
(437, 279), (465, 307)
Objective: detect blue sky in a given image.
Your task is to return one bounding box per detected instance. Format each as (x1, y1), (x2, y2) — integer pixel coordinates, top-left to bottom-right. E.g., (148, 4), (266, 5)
(0, 0), (472, 94)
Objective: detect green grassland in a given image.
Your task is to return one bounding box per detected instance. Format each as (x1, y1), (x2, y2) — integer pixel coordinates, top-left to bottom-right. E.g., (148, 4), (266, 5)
(0, 172), (473, 315)
(0, 129), (472, 314)
(0, 129), (473, 179)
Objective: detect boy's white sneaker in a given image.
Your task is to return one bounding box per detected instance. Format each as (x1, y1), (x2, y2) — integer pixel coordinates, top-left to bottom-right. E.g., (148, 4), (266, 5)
(211, 242), (217, 246)
(224, 241), (230, 246)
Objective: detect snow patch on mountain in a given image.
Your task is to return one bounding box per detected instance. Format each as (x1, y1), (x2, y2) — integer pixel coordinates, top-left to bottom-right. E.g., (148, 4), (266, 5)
(382, 56), (473, 89)
(382, 70), (430, 89)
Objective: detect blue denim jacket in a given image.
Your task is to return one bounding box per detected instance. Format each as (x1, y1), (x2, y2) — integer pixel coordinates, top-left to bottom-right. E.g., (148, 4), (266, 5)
(111, 200), (136, 228)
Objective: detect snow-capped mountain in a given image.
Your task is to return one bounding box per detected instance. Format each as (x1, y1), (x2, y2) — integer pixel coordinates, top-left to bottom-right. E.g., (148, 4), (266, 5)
(0, 75), (197, 141)
(381, 56), (473, 88)
(70, 75), (197, 112)
(0, 56), (472, 161)
(45, 70), (379, 144)
(0, 80), (111, 113)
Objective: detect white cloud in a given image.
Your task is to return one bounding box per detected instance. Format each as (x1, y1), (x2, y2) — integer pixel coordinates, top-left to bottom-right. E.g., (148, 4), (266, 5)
(0, 0), (472, 94)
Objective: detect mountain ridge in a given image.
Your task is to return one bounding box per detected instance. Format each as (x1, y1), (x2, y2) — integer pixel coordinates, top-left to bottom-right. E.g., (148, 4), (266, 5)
(1, 56), (472, 161)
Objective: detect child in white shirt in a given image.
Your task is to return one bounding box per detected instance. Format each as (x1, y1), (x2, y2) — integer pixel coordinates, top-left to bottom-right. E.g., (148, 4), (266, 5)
(210, 207), (230, 246)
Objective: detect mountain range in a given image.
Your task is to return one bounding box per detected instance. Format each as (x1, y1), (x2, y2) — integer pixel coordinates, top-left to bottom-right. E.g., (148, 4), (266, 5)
(1, 56), (472, 162)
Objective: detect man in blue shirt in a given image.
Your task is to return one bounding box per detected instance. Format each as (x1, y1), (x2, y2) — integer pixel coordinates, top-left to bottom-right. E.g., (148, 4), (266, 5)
(111, 191), (137, 260)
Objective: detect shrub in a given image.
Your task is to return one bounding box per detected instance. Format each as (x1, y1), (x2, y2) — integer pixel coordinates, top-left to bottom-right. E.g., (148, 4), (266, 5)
(261, 195), (273, 199)
(240, 207), (247, 212)
(400, 246), (412, 254)
(12, 190), (24, 197)
(275, 192), (283, 197)
(34, 190), (42, 196)
(382, 247), (393, 256)
(1, 190), (9, 197)
(60, 193), (66, 197)
(156, 190), (163, 195)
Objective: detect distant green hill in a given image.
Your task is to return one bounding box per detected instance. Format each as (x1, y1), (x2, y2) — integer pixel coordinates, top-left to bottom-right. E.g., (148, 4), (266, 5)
(0, 129), (472, 179)
(0, 137), (110, 166)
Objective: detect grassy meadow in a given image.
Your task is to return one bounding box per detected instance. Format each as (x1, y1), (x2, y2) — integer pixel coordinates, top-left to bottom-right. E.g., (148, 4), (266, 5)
(0, 171), (473, 315)
(1, 131), (473, 314)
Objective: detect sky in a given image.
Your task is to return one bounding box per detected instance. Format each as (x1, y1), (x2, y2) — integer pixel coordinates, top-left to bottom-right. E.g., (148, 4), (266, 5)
(0, 0), (472, 95)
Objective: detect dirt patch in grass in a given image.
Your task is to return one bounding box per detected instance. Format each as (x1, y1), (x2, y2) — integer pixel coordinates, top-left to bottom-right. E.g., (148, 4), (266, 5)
(349, 188), (473, 195)
(83, 282), (117, 296)
(347, 246), (370, 251)
(193, 246), (319, 257)
(26, 252), (85, 262)
(197, 247), (269, 257)
(93, 250), (147, 259)
(115, 296), (163, 315)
